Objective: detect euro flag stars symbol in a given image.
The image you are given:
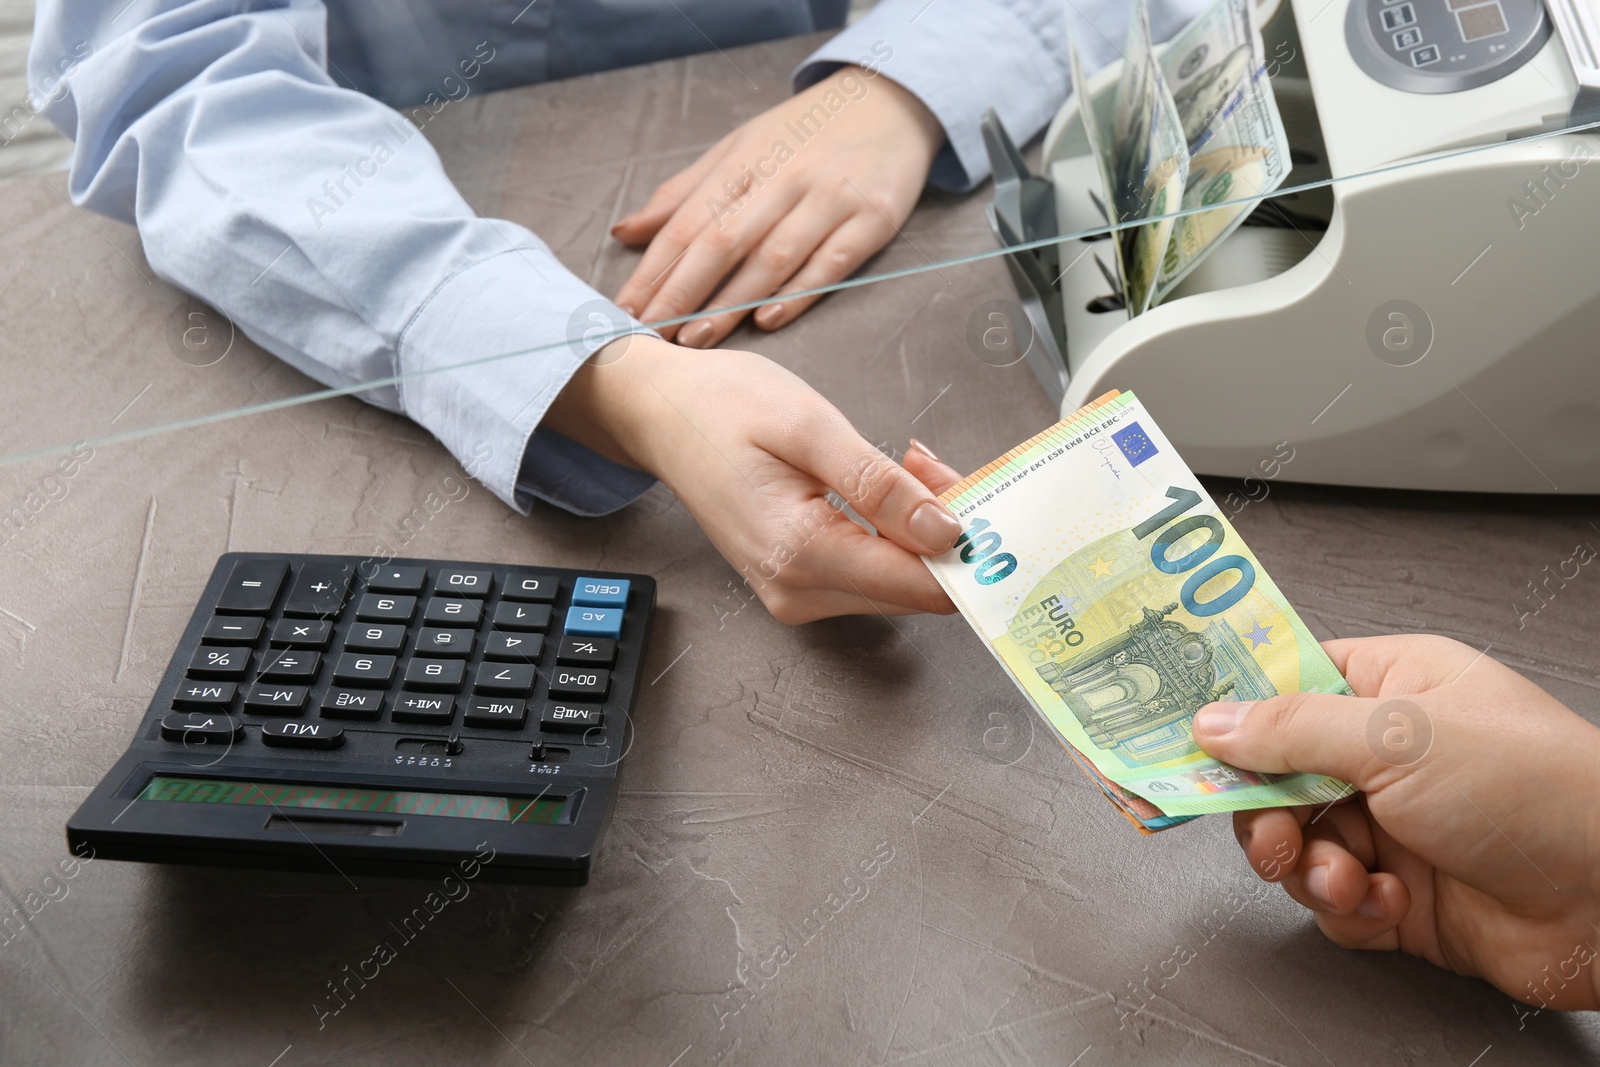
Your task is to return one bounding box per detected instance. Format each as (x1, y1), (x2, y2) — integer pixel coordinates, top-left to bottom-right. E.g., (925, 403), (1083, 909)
(1112, 422), (1158, 466)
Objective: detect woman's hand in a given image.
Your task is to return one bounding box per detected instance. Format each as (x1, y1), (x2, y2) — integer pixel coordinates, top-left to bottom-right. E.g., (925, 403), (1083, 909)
(610, 66), (944, 349)
(1193, 635), (1600, 1014)
(544, 334), (967, 623)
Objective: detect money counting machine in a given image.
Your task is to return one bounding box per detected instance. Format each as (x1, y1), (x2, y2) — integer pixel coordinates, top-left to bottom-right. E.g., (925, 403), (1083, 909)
(985, 0), (1600, 493)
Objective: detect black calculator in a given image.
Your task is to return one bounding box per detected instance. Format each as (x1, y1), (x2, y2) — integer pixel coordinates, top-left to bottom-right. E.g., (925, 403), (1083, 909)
(67, 553), (655, 885)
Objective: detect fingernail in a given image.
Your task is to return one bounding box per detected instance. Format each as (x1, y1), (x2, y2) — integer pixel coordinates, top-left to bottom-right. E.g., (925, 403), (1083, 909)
(1359, 890), (1387, 920)
(679, 321), (715, 349)
(909, 438), (940, 462)
(909, 501), (961, 553)
(618, 303), (638, 319)
(610, 215), (634, 234)
(1194, 701), (1252, 736)
(754, 302), (784, 329)
(1304, 866), (1334, 910)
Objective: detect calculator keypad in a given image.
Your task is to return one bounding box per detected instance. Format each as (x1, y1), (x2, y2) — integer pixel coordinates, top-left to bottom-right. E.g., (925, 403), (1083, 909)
(158, 556), (646, 758)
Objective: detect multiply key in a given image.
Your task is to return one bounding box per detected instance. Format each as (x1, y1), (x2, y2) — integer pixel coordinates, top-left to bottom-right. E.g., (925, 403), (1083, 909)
(271, 618), (333, 648)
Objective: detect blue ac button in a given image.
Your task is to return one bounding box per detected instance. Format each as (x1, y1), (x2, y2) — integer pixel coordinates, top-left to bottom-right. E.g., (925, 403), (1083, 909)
(565, 605), (623, 638)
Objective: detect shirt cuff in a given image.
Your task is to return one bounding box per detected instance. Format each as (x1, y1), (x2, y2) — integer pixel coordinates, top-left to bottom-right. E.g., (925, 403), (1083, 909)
(395, 242), (658, 517)
(794, 0), (1068, 192)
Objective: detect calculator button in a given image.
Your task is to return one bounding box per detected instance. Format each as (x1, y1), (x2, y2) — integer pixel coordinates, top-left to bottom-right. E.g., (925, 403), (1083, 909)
(214, 559), (288, 614)
(188, 647), (250, 680)
(463, 697), (528, 729)
(417, 627), (474, 657)
(541, 701), (603, 731)
(356, 593), (416, 622)
(482, 632), (543, 663)
(424, 597), (482, 626)
(365, 565), (427, 593)
(243, 684), (308, 714)
(261, 720), (344, 749)
(572, 577), (630, 608)
(492, 602), (551, 632)
(160, 711), (243, 743)
(257, 649), (320, 683)
(404, 658), (465, 691)
(474, 662), (536, 696)
(556, 636), (615, 667)
(283, 561), (353, 618)
(271, 619), (333, 649)
(202, 616), (263, 644)
(333, 652), (396, 687)
(172, 681), (236, 709)
(321, 688), (384, 720)
(344, 623), (406, 653)
(393, 694), (455, 724)
(502, 572), (559, 602)
(435, 568), (492, 598)
(549, 667), (609, 700)
(564, 605), (623, 638)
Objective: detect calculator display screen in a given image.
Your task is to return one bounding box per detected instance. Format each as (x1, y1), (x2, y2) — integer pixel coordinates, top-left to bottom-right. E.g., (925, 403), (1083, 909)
(139, 776), (567, 824)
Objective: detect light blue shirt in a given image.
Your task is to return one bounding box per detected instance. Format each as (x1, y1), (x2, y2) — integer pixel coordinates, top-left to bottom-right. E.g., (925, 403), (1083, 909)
(30, 0), (1203, 516)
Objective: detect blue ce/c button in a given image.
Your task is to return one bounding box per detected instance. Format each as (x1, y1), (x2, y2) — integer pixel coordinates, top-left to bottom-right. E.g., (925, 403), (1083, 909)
(565, 605), (623, 638)
(572, 577), (630, 608)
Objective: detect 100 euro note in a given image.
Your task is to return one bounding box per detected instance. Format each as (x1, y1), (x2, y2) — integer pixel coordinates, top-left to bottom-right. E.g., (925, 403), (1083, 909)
(926, 391), (1354, 831)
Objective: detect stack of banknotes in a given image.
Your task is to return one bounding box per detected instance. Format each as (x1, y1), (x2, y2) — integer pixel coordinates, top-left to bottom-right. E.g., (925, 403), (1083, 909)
(926, 392), (1354, 833)
(1073, 0), (1292, 315)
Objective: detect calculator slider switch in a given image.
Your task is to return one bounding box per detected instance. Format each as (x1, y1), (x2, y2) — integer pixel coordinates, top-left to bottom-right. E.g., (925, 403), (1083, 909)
(261, 720), (344, 749)
(188, 647), (250, 680)
(160, 711), (243, 743)
(283, 561), (353, 618)
(214, 559), (288, 614)
(202, 616), (263, 644)
(563, 606), (622, 639)
(540, 702), (603, 732)
(173, 681), (236, 709)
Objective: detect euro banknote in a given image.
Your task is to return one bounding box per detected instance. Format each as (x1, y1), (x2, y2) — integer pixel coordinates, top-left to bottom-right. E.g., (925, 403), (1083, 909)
(926, 391), (1354, 829)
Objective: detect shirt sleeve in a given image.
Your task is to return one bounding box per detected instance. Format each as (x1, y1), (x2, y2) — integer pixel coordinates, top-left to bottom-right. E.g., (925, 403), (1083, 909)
(794, 0), (1071, 192)
(28, 0), (656, 517)
(794, 0), (1214, 193)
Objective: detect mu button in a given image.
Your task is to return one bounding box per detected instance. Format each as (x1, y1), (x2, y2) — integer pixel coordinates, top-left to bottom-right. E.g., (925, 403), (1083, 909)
(262, 720), (344, 749)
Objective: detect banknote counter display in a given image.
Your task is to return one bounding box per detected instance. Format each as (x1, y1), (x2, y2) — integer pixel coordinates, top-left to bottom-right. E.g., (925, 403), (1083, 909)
(926, 391), (1356, 834)
(66, 554), (656, 884)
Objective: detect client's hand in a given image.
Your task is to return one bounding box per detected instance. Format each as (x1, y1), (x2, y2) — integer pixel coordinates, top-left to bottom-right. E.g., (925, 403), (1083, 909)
(610, 66), (944, 349)
(1192, 634), (1600, 1013)
(544, 335), (967, 623)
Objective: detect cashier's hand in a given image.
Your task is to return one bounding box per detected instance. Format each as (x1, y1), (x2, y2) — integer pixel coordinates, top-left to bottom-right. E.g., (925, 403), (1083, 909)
(610, 66), (945, 349)
(1193, 635), (1600, 1013)
(544, 335), (967, 623)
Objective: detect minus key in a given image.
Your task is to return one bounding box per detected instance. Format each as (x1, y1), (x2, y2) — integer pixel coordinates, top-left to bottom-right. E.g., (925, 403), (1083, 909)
(202, 616), (263, 645)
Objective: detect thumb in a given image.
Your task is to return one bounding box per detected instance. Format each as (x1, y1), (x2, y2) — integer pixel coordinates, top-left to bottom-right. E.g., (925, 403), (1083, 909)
(791, 426), (962, 557)
(1193, 692), (1396, 793)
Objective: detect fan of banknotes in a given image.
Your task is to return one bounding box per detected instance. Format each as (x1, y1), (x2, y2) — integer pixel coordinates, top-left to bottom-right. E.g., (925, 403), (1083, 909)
(925, 392), (1355, 833)
(1072, 0), (1292, 315)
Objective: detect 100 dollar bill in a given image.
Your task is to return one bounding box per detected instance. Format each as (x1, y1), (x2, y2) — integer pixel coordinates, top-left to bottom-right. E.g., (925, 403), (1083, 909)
(927, 392), (1353, 824)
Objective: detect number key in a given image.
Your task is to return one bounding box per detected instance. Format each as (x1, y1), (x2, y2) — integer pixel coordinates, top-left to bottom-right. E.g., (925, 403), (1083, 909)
(474, 662), (536, 696)
(344, 623), (406, 653)
(357, 593), (416, 622)
(492, 601), (551, 632)
(548, 667), (609, 700)
(423, 597), (481, 626)
(404, 658), (465, 692)
(333, 652), (396, 687)
(416, 627), (474, 657)
(436, 568), (492, 597)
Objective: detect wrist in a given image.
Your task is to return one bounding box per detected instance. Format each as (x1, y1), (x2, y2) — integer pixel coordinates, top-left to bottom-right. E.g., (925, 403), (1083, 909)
(835, 65), (944, 166)
(543, 333), (687, 479)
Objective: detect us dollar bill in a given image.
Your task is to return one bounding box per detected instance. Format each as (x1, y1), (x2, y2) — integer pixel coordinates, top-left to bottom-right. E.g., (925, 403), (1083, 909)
(1153, 0), (1292, 302)
(926, 391), (1354, 827)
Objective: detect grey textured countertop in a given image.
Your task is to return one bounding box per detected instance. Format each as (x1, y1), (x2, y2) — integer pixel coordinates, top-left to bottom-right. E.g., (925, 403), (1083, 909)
(2, 31), (1599, 1067)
